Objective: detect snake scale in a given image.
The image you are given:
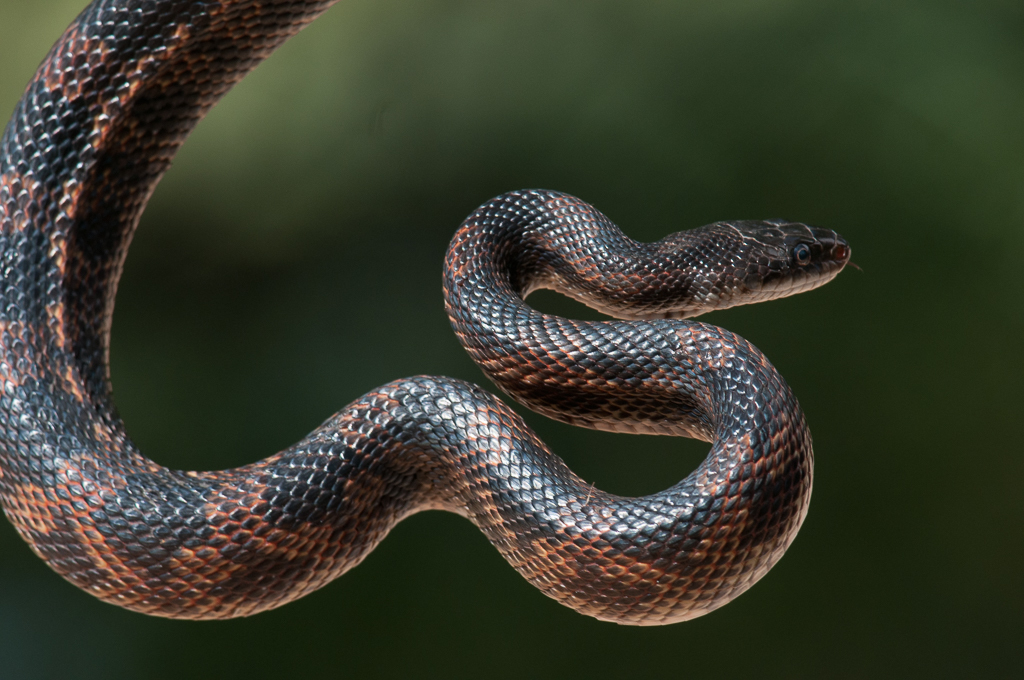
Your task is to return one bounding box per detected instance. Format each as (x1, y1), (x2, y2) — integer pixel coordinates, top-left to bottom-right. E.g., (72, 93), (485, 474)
(0, 0), (850, 625)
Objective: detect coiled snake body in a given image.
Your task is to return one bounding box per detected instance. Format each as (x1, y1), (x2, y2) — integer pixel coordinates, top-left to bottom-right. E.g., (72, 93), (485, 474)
(0, 0), (850, 624)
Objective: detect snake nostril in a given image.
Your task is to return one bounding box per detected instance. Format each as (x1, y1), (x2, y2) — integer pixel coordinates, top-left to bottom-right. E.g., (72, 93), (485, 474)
(832, 243), (850, 262)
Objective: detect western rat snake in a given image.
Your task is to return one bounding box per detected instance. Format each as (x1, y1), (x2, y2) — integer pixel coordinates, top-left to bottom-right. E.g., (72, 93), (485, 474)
(0, 0), (850, 624)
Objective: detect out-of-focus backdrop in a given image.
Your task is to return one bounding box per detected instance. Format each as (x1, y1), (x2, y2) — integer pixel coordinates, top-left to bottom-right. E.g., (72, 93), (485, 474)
(1, 1), (1021, 678)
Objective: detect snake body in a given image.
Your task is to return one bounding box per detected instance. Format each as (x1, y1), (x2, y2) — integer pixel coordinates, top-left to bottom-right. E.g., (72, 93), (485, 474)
(0, 0), (850, 624)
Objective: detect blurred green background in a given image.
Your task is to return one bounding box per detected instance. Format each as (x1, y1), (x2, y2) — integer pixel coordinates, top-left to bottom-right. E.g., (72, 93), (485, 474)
(1, 1), (1022, 678)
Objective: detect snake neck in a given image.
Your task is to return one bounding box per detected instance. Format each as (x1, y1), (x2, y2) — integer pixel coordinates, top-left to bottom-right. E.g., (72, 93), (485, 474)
(445, 190), (775, 321)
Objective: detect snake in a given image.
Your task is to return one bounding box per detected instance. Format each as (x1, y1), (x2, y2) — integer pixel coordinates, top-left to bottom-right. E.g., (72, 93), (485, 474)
(0, 0), (850, 625)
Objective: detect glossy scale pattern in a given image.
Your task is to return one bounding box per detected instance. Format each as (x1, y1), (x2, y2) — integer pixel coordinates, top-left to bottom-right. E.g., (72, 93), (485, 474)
(0, 0), (850, 624)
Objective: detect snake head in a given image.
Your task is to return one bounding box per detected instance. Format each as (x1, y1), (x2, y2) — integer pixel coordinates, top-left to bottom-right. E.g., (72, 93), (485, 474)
(735, 220), (852, 301)
(634, 219), (851, 318)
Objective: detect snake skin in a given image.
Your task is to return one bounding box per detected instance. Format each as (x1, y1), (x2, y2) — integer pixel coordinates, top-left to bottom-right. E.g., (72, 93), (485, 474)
(0, 0), (850, 624)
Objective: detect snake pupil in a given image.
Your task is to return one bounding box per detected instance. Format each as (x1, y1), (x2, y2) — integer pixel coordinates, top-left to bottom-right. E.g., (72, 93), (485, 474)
(793, 243), (812, 265)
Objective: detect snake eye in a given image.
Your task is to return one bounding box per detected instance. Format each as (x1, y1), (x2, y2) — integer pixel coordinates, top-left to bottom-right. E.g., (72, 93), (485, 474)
(792, 243), (812, 266)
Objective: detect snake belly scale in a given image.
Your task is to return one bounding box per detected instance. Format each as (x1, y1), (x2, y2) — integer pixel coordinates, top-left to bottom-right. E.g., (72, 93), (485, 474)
(0, 0), (850, 624)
